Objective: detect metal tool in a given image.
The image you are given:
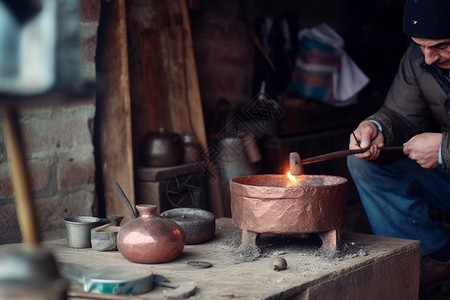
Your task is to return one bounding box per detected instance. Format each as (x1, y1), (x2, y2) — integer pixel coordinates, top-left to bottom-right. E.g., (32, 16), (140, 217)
(290, 146), (404, 175)
(113, 181), (136, 219)
(302, 146), (404, 165)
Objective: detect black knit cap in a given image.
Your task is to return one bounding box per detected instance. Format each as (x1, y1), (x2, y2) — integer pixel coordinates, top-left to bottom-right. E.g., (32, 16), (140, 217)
(403, 0), (450, 39)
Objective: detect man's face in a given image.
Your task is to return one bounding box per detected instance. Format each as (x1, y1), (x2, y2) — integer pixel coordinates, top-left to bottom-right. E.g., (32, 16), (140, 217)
(411, 37), (450, 69)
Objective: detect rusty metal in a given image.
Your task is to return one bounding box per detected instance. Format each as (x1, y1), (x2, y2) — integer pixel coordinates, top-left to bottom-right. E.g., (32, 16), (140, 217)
(230, 174), (348, 251)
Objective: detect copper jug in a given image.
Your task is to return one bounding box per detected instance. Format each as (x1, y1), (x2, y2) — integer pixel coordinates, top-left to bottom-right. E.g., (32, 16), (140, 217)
(117, 204), (185, 264)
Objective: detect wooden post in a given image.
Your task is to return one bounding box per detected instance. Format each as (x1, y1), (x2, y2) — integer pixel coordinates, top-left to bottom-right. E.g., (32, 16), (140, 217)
(97, 0), (135, 221)
(125, 0), (227, 216)
(3, 107), (40, 245)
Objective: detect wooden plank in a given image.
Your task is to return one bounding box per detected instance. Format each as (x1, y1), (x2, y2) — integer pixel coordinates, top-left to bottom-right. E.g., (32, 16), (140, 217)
(96, 0), (135, 221)
(126, 0), (207, 160)
(179, 0), (208, 150)
(165, 0), (228, 217)
(126, 0), (172, 166)
(22, 218), (420, 300)
(126, 0), (166, 156)
(125, 0), (227, 216)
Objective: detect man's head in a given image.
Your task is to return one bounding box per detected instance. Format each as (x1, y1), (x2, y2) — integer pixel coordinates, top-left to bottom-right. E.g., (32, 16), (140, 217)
(403, 0), (450, 69)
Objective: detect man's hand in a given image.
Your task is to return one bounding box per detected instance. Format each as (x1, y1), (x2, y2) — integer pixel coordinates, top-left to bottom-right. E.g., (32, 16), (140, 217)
(349, 121), (385, 161)
(403, 133), (442, 169)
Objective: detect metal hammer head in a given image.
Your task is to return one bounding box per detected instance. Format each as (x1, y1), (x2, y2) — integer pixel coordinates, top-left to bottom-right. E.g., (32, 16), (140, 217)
(289, 152), (303, 175)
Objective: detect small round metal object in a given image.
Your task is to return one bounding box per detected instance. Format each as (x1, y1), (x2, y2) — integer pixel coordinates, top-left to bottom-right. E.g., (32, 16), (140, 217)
(187, 261), (212, 269)
(272, 257), (287, 271)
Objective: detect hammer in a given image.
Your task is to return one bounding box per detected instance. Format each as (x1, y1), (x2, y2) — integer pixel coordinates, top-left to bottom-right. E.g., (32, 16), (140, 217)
(289, 146), (404, 175)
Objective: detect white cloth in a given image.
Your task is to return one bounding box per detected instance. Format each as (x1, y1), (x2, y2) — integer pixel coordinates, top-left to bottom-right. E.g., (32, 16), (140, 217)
(298, 23), (370, 105)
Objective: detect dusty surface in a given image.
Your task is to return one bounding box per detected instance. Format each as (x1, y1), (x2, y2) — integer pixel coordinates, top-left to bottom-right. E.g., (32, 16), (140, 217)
(214, 223), (368, 266)
(0, 218), (419, 300)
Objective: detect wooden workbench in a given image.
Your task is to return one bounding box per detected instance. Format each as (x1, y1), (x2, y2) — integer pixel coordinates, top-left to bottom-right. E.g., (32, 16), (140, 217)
(2, 218), (420, 300)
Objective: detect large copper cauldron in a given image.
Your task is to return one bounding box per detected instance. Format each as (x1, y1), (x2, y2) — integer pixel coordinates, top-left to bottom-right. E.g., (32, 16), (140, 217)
(230, 174), (348, 251)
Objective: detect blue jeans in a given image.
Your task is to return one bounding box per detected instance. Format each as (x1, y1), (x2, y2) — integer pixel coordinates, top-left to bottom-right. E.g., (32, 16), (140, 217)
(347, 155), (450, 256)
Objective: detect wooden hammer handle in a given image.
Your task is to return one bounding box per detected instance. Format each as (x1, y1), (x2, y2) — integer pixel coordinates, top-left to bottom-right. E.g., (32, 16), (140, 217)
(302, 146), (404, 165)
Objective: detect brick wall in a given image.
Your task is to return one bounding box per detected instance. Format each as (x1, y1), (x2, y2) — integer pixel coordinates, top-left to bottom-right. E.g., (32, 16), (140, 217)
(0, 1), (100, 244)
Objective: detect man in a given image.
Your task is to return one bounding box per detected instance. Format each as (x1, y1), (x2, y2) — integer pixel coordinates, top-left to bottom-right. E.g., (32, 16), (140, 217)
(347, 0), (450, 294)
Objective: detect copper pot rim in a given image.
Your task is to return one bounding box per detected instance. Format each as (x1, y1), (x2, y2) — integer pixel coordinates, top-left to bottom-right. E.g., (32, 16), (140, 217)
(231, 174), (348, 187)
(230, 174), (348, 199)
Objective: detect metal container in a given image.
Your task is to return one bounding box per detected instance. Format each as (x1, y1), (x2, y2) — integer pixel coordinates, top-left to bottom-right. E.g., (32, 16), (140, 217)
(182, 132), (201, 163)
(161, 208), (215, 244)
(117, 205), (185, 264)
(91, 224), (120, 251)
(0, 246), (69, 299)
(140, 128), (183, 167)
(106, 215), (124, 226)
(63, 216), (101, 248)
(230, 174), (348, 251)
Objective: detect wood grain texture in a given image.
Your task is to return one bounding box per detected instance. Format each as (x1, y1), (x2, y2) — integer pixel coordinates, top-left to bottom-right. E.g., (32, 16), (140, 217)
(125, 0), (227, 216)
(126, 0), (207, 166)
(96, 0), (135, 220)
(29, 218), (420, 300)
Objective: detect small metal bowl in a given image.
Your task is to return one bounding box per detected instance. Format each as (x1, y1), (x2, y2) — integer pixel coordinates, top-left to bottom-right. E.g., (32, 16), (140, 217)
(160, 208), (215, 245)
(91, 224), (120, 251)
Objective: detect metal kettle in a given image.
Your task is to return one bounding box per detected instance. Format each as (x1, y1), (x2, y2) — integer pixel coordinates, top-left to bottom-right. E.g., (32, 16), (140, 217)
(140, 127), (183, 167)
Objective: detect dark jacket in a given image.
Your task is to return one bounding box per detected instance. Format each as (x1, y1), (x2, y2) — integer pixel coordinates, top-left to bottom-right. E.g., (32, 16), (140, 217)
(367, 43), (450, 169)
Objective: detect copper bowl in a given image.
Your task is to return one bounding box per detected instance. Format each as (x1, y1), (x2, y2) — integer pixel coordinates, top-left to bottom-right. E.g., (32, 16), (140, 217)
(230, 174), (348, 251)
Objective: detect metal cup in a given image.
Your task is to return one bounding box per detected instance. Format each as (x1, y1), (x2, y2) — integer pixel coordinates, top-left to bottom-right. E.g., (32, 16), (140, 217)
(63, 216), (101, 248)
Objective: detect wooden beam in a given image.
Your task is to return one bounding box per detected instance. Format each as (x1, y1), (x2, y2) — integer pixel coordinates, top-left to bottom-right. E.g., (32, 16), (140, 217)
(96, 0), (135, 221)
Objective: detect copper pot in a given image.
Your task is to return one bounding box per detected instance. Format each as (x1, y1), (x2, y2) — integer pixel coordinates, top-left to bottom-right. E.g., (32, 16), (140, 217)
(141, 128), (182, 167)
(117, 204), (185, 264)
(230, 174), (348, 251)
